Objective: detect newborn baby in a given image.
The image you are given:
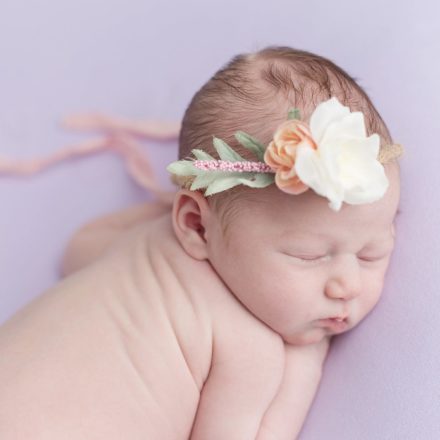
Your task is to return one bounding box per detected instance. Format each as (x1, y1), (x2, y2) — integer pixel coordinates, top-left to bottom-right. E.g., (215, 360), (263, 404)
(0, 46), (403, 440)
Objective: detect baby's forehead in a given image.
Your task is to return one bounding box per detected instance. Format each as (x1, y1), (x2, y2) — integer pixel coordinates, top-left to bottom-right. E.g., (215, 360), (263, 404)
(218, 163), (400, 244)
(229, 182), (398, 238)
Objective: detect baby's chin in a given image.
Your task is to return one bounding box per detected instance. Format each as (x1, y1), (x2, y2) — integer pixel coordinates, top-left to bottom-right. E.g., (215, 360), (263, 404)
(282, 328), (329, 346)
(282, 321), (357, 346)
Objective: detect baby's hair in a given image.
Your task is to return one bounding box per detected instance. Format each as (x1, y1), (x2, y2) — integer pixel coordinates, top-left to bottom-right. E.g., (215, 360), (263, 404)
(177, 45), (397, 236)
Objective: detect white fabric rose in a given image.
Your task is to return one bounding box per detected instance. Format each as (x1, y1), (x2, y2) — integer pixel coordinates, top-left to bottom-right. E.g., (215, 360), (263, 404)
(294, 97), (389, 211)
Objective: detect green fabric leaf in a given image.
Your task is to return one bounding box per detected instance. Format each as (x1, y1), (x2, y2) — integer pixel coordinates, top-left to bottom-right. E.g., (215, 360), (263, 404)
(234, 131), (266, 161)
(166, 160), (198, 176)
(191, 149), (215, 161)
(237, 173), (274, 188)
(190, 171), (223, 190)
(212, 137), (245, 162)
(191, 170), (251, 191)
(204, 175), (246, 196)
(287, 108), (301, 120)
(204, 172), (274, 196)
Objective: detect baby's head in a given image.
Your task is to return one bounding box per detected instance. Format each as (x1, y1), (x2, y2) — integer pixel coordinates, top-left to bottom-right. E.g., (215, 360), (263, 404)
(170, 46), (402, 345)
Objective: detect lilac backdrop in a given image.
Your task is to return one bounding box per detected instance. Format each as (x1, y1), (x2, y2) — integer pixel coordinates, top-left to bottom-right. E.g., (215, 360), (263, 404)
(1, 0), (438, 438)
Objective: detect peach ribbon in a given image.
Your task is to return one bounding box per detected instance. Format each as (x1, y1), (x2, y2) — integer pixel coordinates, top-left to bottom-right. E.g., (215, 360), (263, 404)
(0, 113), (181, 205)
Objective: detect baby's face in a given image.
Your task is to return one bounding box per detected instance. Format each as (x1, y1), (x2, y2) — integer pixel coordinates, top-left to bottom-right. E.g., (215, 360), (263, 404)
(206, 164), (400, 345)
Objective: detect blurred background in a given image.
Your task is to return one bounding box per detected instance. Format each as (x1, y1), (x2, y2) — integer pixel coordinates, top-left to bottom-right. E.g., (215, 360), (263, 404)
(1, 0), (438, 438)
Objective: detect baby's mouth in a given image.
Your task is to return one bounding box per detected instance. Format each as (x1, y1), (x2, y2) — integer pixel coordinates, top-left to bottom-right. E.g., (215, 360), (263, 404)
(318, 316), (349, 332)
(328, 311), (349, 322)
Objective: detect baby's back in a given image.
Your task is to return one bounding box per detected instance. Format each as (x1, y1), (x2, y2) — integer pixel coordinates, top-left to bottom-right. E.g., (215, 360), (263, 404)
(0, 216), (214, 439)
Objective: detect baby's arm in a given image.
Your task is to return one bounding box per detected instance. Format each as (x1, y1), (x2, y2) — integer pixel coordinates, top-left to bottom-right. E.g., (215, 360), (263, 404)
(189, 327), (285, 440)
(256, 336), (331, 440)
(190, 332), (330, 440)
(60, 201), (171, 277)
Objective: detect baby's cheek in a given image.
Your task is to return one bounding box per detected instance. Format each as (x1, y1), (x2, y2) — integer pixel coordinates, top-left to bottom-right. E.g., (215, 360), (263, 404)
(357, 276), (385, 320)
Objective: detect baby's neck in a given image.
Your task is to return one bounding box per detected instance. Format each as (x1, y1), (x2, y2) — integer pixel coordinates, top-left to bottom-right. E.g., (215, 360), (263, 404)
(141, 214), (235, 309)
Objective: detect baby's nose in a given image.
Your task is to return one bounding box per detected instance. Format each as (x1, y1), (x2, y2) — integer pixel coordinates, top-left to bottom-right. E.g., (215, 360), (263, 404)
(325, 255), (361, 301)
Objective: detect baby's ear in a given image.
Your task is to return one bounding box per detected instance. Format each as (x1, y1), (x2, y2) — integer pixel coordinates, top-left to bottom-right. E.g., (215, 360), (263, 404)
(171, 189), (212, 260)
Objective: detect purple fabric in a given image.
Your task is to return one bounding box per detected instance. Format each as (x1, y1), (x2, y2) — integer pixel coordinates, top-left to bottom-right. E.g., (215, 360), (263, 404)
(1, 1), (438, 438)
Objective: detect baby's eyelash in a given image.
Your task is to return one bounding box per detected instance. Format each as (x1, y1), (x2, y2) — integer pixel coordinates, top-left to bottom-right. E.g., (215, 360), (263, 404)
(284, 251), (390, 264)
(357, 255), (386, 262)
(295, 254), (387, 264)
(295, 255), (328, 263)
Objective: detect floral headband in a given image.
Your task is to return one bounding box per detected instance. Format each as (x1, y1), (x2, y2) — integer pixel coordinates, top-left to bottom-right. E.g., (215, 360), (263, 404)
(167, 96), (404, 211)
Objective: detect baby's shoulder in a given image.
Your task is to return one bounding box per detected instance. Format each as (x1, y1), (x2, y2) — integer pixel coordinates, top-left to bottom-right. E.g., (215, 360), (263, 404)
(149, 214), (283, 347)
(92, 217), (214, 385)
(105, 215), (283, 375)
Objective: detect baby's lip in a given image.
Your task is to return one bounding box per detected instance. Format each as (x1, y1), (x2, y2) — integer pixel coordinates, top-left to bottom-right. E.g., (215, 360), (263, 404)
(326, 313), (349, 322)
(318, 316), (349, 332)
(329, 309), (349, 321)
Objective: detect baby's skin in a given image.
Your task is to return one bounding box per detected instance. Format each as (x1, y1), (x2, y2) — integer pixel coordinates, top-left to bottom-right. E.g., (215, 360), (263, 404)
(0, 164), (400, 439)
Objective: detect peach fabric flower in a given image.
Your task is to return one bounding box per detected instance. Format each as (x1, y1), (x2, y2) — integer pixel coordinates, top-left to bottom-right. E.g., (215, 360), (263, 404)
(264, 119), (317, 194)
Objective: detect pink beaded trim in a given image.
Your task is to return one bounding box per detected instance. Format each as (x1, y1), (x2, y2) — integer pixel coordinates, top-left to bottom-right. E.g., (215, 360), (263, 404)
(193, 160), (274, 173)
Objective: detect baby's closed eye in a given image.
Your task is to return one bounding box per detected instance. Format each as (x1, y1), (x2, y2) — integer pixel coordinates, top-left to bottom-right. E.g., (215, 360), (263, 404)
(280, 253), (330, 265)
(357, 242), (395, 263)
(356, 252), (392, 263)
(280, 251), (391, 264)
